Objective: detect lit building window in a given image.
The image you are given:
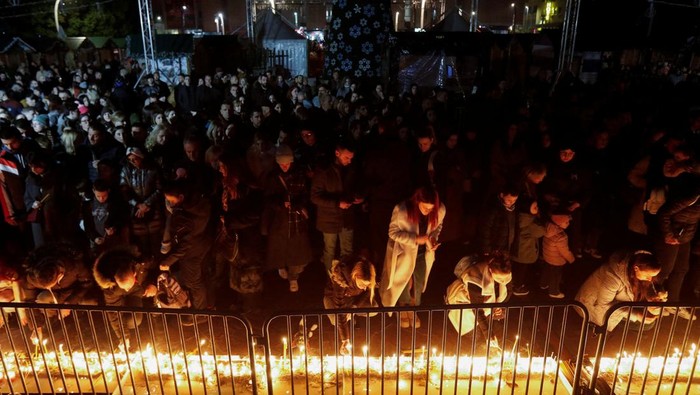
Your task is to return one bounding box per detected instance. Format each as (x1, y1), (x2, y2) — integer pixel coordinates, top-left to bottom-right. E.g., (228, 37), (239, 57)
(544, 1), (558, 23)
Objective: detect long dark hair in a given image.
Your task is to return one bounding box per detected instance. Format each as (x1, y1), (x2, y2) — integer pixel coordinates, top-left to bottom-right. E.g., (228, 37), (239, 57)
(405, 185), (440, 229)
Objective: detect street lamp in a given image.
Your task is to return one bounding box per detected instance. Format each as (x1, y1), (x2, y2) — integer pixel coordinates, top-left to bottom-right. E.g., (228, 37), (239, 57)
(218, 13), (225, 35)
(524, 5), (529, 31)
(181, 4), (187, 30)
(510, 3), (516, 33)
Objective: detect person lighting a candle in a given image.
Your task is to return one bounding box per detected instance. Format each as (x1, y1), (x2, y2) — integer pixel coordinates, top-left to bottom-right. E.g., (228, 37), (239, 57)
(445, 252), (512, 350)
(323, 254), (378, 355)
(576, 250), (669, 332)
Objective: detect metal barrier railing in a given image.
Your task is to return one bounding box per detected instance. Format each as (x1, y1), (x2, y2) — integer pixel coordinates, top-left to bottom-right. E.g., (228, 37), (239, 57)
(1, 301), (698, 394)
(0, 303), (257, 394)
(586, 302), (700, 395)
(261, 302), (589, 394)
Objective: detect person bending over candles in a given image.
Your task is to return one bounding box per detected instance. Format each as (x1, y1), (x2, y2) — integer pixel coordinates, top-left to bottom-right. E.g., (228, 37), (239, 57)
(93, 248), (157, 352)
(445, 252), (512, 350)
(576, 250), (667, 332)
(323, 254), (377, 355)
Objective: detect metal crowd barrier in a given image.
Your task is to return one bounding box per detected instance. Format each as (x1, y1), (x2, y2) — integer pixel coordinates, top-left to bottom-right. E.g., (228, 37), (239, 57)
(0, 301), (698, 394)
(586, 302), (700, 395)
(0, 303), (257, 394)
(261, 302), (589, 394)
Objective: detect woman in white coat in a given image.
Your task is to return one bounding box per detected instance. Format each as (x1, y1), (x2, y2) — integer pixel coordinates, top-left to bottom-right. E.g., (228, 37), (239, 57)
(575, 250), (664, 332)
(380, 185), (446, 328)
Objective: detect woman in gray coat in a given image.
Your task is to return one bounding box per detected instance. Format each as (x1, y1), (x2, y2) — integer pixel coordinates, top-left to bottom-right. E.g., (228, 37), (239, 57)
(575, 251), (663, 332)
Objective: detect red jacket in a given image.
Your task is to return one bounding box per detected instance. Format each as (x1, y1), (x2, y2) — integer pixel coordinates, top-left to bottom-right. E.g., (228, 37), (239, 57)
(0, 148), (28, 224)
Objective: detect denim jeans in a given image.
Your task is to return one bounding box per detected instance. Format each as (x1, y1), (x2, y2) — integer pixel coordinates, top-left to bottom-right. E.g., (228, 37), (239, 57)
(398, 251), (427, 306)
(322, 228), (354, 272)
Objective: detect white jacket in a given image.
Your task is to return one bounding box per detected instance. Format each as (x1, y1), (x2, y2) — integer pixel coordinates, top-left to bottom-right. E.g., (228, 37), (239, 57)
(445, 259), (510, 335)
(379, 202), (445, 307)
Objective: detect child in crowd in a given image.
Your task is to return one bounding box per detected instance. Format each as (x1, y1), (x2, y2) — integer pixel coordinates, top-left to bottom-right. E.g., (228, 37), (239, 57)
(323, 255), (378, 355)
(82, 179), (127, 255)
(540, 210), (576, 298)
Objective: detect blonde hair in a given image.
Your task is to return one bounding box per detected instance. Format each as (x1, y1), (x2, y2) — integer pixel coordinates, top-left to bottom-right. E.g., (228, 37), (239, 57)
(145, 124), (173, 151)
(111, 111), (127, 126)
(60, 127), (81, 155)
(351, 259), (376, 302)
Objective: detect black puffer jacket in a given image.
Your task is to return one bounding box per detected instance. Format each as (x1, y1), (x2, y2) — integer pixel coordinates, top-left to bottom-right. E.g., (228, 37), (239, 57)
(479, 196), (517, 254)
(658, 189), (700, 244)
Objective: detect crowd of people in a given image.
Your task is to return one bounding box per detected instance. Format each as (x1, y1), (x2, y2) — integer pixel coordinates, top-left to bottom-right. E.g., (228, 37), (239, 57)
(0, 58), (699, 347)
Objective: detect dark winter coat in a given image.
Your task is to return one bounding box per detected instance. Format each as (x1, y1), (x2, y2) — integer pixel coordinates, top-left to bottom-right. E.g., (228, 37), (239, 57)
(175, 83), (196, 114)
(310, 162), (360, 233)
(160, 195), (213, 268)
(479, 197), (517, 254)
(262, 166), (312, 269)
(510, 212), (546, 264)
(542, 159), (592, 209)
(23, 246), (94, 304)
(87, 140), (123, 182)
(658, 189), (700, 244)
(324, 258), (376, 340)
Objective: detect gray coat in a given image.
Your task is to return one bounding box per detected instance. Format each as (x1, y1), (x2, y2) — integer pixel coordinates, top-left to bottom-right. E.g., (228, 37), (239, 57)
(575, 252), (640, 331)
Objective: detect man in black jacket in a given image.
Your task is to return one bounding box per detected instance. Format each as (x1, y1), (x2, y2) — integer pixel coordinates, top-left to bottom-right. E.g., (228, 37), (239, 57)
(311, 140), (362, 273)
(159, 180), (213, 315)
(656, 178), (700, 318)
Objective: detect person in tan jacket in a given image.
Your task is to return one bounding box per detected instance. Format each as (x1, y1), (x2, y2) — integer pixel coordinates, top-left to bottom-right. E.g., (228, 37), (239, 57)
(540, 210), (575, 298)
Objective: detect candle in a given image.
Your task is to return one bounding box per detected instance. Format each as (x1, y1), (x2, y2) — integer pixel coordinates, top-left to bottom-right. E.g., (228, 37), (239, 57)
(282, 337), (288, 361)
(362, 345), (368, 360)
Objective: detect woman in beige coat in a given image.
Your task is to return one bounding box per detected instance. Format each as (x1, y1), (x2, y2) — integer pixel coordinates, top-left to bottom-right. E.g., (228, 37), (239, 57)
(379, 186), (446, 328)
(575, 251), (663, 332)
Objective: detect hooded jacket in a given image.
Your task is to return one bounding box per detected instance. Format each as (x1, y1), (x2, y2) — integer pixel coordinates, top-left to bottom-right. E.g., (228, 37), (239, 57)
(542, 221), (575, 266)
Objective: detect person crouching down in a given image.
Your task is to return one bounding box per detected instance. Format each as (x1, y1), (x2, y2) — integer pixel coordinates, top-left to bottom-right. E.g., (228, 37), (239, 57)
(323, 255), (378, 355)
(445, 252), (512, 350)
(93, 248), (157, 351)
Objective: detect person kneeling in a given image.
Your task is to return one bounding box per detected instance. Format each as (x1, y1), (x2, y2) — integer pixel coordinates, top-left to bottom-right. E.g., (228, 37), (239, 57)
(323, 255), (378, 355)
(93, 248), (157, 352)
(445, 252), (512, 350)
